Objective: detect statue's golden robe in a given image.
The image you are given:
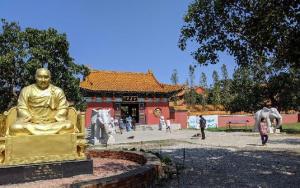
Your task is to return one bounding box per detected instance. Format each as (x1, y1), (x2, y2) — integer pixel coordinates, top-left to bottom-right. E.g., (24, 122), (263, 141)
(11, 84), (75, 135)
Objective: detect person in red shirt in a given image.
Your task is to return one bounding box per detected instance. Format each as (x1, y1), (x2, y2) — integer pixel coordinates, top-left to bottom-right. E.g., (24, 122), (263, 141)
(259, 117), (269, 145)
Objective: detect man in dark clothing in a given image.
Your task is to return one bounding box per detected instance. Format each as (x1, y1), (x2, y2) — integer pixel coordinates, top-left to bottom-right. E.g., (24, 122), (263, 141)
(199, 115), (206, 140)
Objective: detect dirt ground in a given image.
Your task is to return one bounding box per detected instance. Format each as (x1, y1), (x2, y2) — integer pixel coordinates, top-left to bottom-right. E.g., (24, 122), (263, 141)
(98, 129), (300, 188)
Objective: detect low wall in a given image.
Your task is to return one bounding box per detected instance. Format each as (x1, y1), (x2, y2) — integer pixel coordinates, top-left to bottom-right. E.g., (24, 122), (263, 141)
(172, 110), (188, 129)
(218, 115), (255, 127)
(70, 150), (163, 188)
(218, 113), (299, 127)
(187, 113), (299, 128)
(282, 114), (299, 124)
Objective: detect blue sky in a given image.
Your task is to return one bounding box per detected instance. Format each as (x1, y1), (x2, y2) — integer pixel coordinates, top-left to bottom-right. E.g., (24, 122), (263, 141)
(1, 0), (236, 86)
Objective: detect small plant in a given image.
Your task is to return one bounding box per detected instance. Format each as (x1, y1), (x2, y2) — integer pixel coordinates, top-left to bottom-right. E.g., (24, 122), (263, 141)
(161, 156), (172, 165)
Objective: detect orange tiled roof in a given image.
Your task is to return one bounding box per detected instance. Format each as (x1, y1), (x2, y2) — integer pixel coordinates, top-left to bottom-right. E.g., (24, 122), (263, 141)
(80, 70), (183, 93)
(177, 86), (206, 97)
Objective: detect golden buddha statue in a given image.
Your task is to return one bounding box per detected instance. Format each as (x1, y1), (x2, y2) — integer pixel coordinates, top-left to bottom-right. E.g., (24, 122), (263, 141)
(0, 68), (86, 165)
(10, 68), (76, 135)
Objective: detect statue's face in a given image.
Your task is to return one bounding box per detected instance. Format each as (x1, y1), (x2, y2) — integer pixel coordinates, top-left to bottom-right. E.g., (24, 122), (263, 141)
(35, 69), (51, 89)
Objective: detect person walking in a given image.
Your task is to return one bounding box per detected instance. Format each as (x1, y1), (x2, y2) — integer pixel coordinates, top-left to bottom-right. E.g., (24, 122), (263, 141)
(159, 116), (166, 131)
(126, 115), (132, 132)
(259, 117), (269, 146)
(166, 119), (171, 133)
(199, 115), (206, 140)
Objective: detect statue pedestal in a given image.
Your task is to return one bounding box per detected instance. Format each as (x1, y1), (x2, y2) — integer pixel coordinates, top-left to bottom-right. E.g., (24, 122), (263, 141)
(0, 159), (93, 185)
(5, 134), (85, 165)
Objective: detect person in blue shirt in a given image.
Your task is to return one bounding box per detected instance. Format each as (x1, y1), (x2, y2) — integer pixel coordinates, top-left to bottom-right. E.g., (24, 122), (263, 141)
(126, 115), (132, 132)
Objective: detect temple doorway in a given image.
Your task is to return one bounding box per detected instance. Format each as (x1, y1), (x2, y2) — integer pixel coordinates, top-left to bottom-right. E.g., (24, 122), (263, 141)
(121, 103), (139, 123)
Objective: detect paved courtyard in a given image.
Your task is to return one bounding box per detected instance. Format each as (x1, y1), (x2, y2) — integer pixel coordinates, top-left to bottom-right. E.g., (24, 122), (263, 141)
(94, 128), (300, 188)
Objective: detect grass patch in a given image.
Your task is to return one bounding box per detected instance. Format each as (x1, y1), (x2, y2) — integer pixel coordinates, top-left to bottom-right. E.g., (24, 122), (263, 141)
(207, 126), (252, 132)
(282, 123), (300, 134)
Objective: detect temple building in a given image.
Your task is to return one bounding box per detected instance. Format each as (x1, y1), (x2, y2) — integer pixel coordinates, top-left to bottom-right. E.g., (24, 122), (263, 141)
(80, 70), (184, 126)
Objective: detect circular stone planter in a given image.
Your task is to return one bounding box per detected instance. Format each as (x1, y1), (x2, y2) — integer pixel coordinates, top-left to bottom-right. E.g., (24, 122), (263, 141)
(69, 150), (163, 188)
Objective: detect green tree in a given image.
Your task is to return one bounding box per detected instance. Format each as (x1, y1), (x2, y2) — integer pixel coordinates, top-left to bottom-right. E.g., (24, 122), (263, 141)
(199, 72), (207, 89)
(188, 65), (195, 87)
(179, 0), (299, 110)
(179, 0), (299, 69)
(185, 78), (189, 86)
(184, 88), (197, 106)
(209, 70), (221, 105)
(220, 64), (232, 108)
(212, 70), (219, 84)
(267, 71), (300, 111)
(198, 72), (208, 105)
(170, 69), (179, 104)
(170, 69), (179, 85)
(228, 66), (265, 112)
(221, 64), (228, 81)
(229, 67), (251, 112)
(0, 19), (89, 112)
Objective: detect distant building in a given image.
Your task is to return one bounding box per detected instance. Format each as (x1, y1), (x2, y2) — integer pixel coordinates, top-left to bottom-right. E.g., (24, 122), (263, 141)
(80, 70), (183, 126)
(194, 87), (205, 95)
(175, 86), (206, 105)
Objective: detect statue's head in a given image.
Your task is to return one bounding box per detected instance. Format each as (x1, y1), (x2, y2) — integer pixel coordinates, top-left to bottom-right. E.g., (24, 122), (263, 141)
(35, 68), (51, 89)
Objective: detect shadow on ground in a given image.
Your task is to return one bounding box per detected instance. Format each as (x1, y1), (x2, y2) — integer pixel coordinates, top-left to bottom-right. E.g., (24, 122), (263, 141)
(158, 147), (300, 188)
(269, 138), (300, 145)
(282, 129), (300, 134)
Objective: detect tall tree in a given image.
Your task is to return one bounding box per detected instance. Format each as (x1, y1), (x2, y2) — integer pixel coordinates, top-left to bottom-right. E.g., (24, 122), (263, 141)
(229, 66), (264, 112)
(188, 65), (195, 87)
(221, 64), (228, 81)
(184, 88), (197, 106)
(179, 0), (300, 110)
(185, 78), (189, 86)
(220, 64), (232, 108)
(199, 72), (207, 89)
(0, 19), (89, 112)
(170, 69), (179, 85)
(170, 69), (179, 105)
(212, 70), (219, 85)
(179, 0), (299, 69)
(209, 70), (221, 105)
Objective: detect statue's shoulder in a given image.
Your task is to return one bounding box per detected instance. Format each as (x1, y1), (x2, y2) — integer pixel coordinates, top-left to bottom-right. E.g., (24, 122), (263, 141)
(20, 84), (35, 93)
(49, 84), (65, 95)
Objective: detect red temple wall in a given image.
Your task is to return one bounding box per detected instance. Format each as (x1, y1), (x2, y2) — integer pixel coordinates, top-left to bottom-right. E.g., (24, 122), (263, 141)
(145, 102), (170, 124)
(173, 111), (188, 129)
(85, 102), (172, 126)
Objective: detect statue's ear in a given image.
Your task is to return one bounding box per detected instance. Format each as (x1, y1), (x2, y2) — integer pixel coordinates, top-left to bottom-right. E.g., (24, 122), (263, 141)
(262, 107), (270, 112)
(270, 108), (279, 113)
(263, 107), (270, 111)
